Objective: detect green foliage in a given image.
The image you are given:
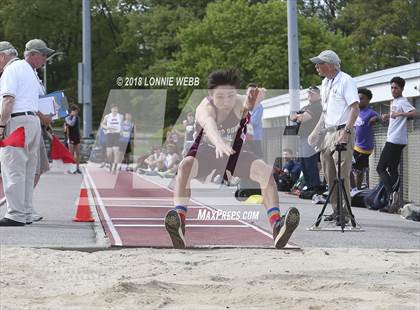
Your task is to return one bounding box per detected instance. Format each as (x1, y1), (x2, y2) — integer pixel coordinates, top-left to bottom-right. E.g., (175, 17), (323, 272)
(169, 0), (355, 95)
(336, 0), (419, 71)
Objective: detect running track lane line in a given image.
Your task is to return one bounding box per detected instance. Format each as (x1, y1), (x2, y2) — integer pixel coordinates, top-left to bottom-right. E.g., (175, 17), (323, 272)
(130, 172), (273, 239)
(83, 166), (123, 246)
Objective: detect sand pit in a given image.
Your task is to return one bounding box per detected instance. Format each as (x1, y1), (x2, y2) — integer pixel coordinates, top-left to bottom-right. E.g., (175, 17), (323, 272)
(0, 246), (419, 309)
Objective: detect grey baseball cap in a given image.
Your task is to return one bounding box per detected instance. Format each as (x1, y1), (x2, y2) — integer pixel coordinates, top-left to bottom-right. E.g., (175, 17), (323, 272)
(0, 41), (15, 52)
(310, 50), (341, 65)
(25, 39), (55, 56)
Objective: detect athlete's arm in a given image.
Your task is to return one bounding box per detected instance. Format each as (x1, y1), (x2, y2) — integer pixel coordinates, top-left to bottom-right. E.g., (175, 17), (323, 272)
(241, 88), (264, 118)
(101, 115), (108, 130)
(368, 115), (378, 126)
(196, 99), (234, 158)
(391, 109), (416, 119)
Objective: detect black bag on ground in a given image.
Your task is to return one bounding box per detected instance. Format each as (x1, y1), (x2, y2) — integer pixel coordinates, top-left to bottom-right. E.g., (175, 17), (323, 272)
(351, 188), (371, 208)
(234, 179), (261, 201)
(275, 173), (294, 192)
(299, 188), (316, 200)
(299, 184), (327, 200)
(363, 181), (388, 210)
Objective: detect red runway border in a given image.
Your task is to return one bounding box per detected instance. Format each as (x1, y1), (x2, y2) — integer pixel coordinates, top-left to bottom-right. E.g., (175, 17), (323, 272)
(84, 166), (297, 249)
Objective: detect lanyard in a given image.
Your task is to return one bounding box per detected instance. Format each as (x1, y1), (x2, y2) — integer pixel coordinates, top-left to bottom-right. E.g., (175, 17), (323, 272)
(29, 66), (46, 96)
(322, 77), (335, 113)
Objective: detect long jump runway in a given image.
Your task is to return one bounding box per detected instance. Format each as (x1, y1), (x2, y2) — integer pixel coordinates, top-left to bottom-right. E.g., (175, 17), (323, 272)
(84, 166), (297, 249)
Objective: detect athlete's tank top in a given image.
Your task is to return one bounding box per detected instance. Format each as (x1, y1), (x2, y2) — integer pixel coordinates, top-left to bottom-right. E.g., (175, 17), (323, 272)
(106, 113), (123, 133)
(120, 121), (133, 142)
(192, 96), (249, 153)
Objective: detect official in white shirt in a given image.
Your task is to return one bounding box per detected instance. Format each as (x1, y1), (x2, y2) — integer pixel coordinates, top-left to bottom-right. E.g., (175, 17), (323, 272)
(308, 50), (360, 226)
(24, 39), (57, 223)
(0, 40), (53, 226)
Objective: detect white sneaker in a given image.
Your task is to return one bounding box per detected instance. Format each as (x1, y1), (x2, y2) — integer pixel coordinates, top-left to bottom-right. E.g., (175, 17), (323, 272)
(27, 214), (43, 223)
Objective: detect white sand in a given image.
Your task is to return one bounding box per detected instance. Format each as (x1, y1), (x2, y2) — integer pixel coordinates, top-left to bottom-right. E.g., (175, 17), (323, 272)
(0, 247), (419, 310)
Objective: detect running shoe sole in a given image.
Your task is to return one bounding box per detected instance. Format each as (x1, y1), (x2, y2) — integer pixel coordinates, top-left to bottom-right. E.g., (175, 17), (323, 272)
(274, 207), (300, 249)
(164, 210), (186, 249)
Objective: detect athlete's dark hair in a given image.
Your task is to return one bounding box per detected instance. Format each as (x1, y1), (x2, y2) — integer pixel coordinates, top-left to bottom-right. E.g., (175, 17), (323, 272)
(390, 76), (405, 89)
(70, 105), (80, 112)
(208, 69), (241, 89)
(357, 87), (372, 100)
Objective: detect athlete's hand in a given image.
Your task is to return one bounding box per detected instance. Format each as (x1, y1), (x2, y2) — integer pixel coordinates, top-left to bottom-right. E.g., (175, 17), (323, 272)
(368, 116), (378, 126)
(245, 88), (264, 111)
(215, 140), (235, 159)
(390, 111), (401, 119)
(335, 130), (349, 145)
(381, 114), (390, 122)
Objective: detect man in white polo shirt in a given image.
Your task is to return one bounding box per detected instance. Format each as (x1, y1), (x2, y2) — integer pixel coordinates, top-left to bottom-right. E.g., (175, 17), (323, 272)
(308, 50), (360, 226)
(0, 40), (52, 226)
(24, 39), (56, 223)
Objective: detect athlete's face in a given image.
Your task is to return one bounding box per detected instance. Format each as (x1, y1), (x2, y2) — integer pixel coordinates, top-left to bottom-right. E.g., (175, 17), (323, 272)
(358, 93), (370, 108)
(210, 85), (237, 110)
(314, 62), (334, 77)
(30, 52), (48, 69)
(391, 82), (403, 98)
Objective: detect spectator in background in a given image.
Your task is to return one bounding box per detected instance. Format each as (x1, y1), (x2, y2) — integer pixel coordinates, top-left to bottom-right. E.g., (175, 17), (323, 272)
(166, 126), (183, 153)
(158, 143), (180, 178)
(119, 113), (134, 171)
(290, 86), (322, 192)
(65, 105), (81, 174)
(182, 112), (195, 156)
(101, 104), (123, 173)
(351, 88), (379, 189)
(246, 83), (265, 157)
(140, 146), (165, 175)
(273, 148), (301, 187)
(377, 77), (416, 213)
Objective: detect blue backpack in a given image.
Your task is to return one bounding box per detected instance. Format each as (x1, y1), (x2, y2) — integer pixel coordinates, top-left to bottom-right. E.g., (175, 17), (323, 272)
(364, 181), (389, 210)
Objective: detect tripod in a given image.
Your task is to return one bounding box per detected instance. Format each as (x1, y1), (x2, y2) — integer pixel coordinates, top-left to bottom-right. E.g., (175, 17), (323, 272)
(311, 144), (360, 232)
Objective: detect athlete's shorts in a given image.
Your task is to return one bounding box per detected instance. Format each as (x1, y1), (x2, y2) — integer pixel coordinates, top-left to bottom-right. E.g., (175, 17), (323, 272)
(106, 133), (121, 147)
(186, 143), (260, 182)
(352, 149), (370, 171)
(68, 134), (80, 145)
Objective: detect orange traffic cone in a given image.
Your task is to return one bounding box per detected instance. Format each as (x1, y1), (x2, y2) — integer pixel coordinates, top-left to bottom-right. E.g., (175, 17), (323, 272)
(73, 188), (94, 222)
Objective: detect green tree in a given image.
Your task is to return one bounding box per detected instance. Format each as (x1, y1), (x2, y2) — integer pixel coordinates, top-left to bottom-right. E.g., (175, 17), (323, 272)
(336, 0), (420, 71)
(298, 0), (349, 32)
(0, 0), (132, 127)
(169, 0), (357, 105)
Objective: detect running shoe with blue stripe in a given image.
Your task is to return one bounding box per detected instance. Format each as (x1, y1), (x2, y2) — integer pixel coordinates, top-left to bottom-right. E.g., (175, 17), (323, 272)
(273, 207), (300, 249)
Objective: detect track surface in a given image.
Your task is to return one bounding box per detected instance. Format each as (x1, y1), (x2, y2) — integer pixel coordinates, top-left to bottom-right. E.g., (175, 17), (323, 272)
(84, 166), (297, 249)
